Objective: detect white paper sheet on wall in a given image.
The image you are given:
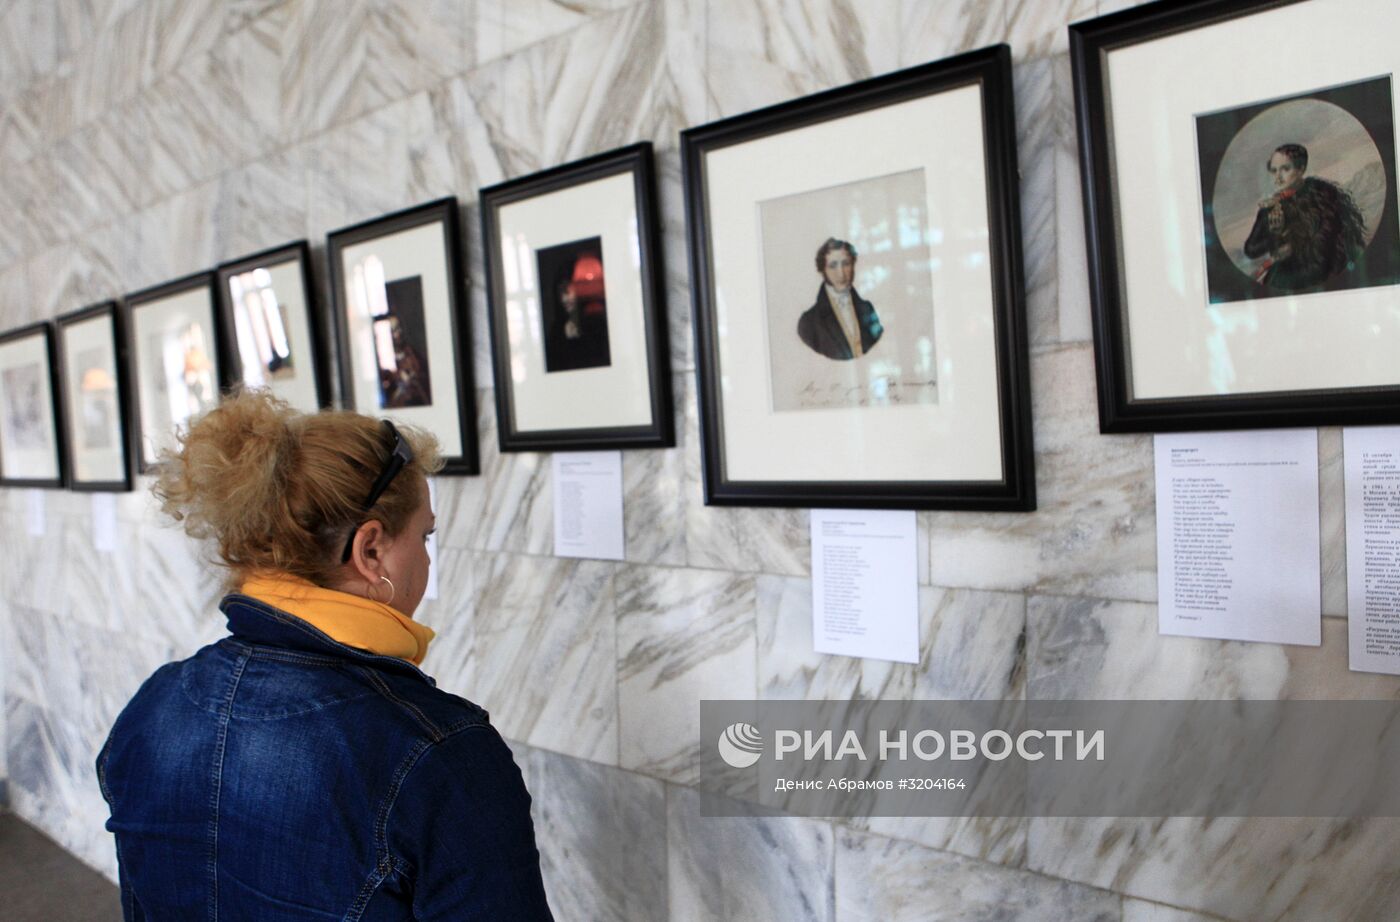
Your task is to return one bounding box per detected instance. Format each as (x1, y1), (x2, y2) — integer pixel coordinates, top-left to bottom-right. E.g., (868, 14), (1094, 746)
(91, 493), (116, 553)
(1154, 430), (1321, 646)
(810, 509), (919, 663)
(25, 489), (44, 537)
(552, 452), (625, 561)
(1343, 426), (1400, 675)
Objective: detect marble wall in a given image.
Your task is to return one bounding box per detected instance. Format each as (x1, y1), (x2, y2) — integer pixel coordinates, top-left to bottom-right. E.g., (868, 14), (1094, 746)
(1, 1), (1398, 920)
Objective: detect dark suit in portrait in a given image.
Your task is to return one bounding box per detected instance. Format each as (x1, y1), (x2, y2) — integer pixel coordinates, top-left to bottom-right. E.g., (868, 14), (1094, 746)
(796, 285), (883, 361)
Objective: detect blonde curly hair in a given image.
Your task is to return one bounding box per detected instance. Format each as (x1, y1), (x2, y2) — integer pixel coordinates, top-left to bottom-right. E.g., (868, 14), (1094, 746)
(153, 389), (443, 589)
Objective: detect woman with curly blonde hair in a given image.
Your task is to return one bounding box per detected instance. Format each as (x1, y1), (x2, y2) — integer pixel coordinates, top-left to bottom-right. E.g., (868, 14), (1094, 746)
(96, 390), (553, 920)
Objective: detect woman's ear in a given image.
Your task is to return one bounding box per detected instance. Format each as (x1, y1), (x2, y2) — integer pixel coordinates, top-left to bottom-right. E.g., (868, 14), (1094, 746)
(348, 520), (389, 581)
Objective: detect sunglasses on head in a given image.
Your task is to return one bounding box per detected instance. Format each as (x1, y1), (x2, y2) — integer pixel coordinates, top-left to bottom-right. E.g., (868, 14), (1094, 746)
(340, 420), (414, 564)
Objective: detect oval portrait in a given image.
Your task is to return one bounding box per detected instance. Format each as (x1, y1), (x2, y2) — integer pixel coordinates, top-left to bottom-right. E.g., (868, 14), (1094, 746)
(1211, 96), (1387, 292)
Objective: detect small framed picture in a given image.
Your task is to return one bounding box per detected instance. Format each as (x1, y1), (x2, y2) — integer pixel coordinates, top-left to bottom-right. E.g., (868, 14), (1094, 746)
(480, 143), (673, 451)
(1072, 0), (1400, 431)
(55, 302), (133, 491)
(215, 241), (330, 412)
(0, 322), (65, 488)
(327, 198), (478, 474)
(682, 45), (1034, 510)
(123, 272), (224, 473)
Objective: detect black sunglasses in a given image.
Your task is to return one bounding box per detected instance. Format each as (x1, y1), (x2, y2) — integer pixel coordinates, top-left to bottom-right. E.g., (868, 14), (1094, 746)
(340, 420), (414, 563)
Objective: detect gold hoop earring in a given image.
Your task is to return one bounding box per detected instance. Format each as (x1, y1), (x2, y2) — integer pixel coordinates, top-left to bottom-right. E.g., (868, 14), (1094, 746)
(379, 575), (396, 605)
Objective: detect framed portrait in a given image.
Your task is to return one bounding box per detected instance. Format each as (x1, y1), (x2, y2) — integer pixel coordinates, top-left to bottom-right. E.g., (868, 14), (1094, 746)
(681, 45), (1034, 510)
(55, 302), (133, 491)
(327, 198), (478, 474)
(215, 241), (331, 413)
(0, 322), (65, 488)
(480, 143), (674, 452)
(1072, 0), (1400, 431)
(123, 272), (224, 473)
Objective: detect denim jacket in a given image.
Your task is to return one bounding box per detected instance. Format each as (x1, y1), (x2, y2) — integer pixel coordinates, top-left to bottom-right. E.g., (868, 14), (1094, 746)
(96, 593), (554, 921)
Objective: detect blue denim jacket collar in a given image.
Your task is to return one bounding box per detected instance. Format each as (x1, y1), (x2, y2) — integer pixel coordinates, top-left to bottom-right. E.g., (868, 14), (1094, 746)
(220, 593), (437, 686)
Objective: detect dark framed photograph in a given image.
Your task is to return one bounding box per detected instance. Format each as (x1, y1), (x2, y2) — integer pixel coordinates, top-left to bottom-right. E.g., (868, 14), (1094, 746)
(327, 198), (478, 474)
(0, 321), (65, 488)
(1072, 0), (1400, 432)
(480, 143), (673, 452)
(682, 45), (1034, 510)
(215, 241), (330, 412)
(123, 272), (224, 473)
(55, 302), (133, 491)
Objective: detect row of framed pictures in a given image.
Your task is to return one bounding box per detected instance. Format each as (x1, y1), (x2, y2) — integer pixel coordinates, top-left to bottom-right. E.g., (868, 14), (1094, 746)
(4, 0), (1395, 510)
(0, 44), (1036, 510)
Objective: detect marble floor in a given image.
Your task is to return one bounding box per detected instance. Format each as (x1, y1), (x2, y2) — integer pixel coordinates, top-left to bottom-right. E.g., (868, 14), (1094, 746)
(0, 812), (121, 921)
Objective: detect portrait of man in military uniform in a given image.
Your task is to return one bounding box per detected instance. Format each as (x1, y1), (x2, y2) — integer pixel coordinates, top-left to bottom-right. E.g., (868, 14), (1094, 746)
(1197, 75), (1400, 304)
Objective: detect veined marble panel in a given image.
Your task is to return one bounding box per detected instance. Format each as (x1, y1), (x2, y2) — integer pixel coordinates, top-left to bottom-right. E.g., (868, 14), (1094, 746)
(431, 392), (555, 557)
(662, 0), (709, 128)
(23, 234), (126, 321)
(369, 0), (472, 89)
(134, 522), (227, 656)
(656, 146), (695, 375)
(527, 746), (668, 922)
(705, 0), (901, 119)
(1015, 53), (1060, 346)
(1053, 47), (1093, 344)
(278, 0), (386, 139)
(6, 515), (69, 614)
(836, 826), (1118, 921)
(1317, 428), (1345, 617)
(83, 0), (154, 116)
(668, 783), (835, 922)
(680, 379), (810, 577)
(146, 0), (228, 87)
(462, 2), (669, 182)
(305, 90), (457, 238)
(1027, 595), (1400, 700)
(928, 343), (1156, 602)
(1027, 599), (1400, 921)
(616, 564), (757, 783)
(5, 695), (119, 882)
(757, 580), (1025, 700)
(0, 93), (41, 165)
(131, 179), (223, 289)
(622, 372), (688, 567)
(0, 0), (59, 88)
(277, 0), (469, 143)
(427, 76), (504, 201)
(219, 145), (312, 259)
(58, 516), (143, 634)
(1030, 816), (1400, 922)
(455, 553), (618, 764)
(1005, 0), (1097, 59)
(472, 0), (637, 69)
(899, 0), (1007, 67)
(756, 577), (1029, 865)
(411, 545), (485, 685)
(1122, 901), (1226, 922)
(76, 105), (146, 217)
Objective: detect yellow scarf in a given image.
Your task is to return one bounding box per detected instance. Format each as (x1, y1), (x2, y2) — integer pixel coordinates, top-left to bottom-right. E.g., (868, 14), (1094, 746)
(240, 573), (435, 666)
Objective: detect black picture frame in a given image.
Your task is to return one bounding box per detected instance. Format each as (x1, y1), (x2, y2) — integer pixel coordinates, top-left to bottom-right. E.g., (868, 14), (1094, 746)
(682, 45), (1034, 511)
(0, 321), (66, 489)
(215, 240), (332, 411)
(326, 198), (479, 475)
(480, 143), (674, 452)
(54, 301), (133, 492)
(122, 271), (224, 474)
(1071, 0), (1400, 432)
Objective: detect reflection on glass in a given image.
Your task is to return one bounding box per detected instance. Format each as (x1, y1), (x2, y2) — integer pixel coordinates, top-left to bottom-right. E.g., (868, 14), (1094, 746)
(229, 269), (295, 386)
